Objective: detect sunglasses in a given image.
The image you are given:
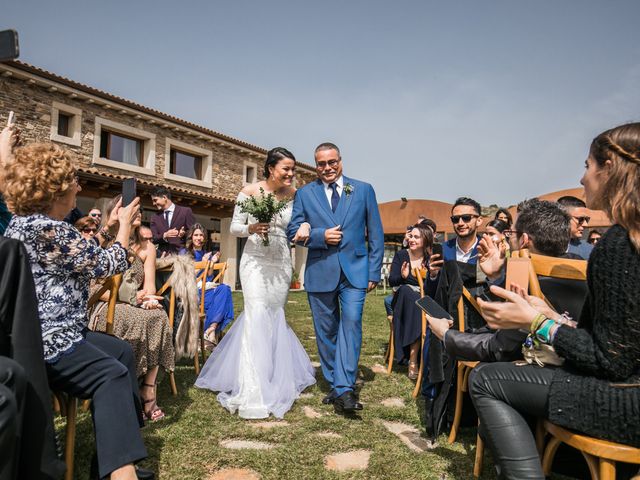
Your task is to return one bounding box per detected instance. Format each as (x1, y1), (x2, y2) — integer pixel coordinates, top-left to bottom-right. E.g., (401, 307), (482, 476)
(82, 228), (98, 234)
(450, 214), (479, 224)
(89, 213), (101, 218)
(572, 216), (591, 225)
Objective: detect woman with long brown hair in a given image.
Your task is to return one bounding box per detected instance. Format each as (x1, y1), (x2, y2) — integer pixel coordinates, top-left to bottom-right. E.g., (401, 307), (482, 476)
(469, 123), (640, 478)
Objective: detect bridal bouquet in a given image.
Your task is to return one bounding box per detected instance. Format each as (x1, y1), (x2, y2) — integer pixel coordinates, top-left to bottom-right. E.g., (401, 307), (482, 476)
(237, 187), (290, 246)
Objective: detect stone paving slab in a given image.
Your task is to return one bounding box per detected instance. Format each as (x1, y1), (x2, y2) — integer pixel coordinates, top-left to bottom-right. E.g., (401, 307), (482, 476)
(381, 421), (436, 452)
(381, 397), (405, 408)
(317, 431), (343, 439)
(310, 361), (321, 368)
(207, 468), (261, 480)
(371, 363), (388, 374)
(324, 449), (371, 472)
(220, 439), (276, 450)
(298, 392), (314, 399)
(303, 406), (323, 418)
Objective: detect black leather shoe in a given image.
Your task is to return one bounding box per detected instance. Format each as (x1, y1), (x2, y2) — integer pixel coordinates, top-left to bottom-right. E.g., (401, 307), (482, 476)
(135, 466), (155, 480)
(334, 391), (363, 414)
(322, 391), (337, 405)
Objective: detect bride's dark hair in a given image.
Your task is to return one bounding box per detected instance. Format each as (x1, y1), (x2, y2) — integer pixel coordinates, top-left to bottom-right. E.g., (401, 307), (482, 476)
(264, 147), (296, 179)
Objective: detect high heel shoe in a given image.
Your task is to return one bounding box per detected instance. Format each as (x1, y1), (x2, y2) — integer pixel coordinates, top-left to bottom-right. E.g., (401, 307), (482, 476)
(141, 383), (165, 422)
(408, 361), (419, 380)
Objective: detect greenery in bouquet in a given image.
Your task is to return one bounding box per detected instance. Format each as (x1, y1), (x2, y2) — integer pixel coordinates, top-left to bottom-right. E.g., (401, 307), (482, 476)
(237, 187), (290, 246)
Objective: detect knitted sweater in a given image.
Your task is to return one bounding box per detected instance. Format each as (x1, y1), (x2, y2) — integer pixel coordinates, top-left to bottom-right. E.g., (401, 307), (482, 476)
(549, 225), (640, 447)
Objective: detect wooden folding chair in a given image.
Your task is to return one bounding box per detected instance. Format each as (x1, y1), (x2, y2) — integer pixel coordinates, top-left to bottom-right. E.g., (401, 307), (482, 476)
(198, 261), (228, 366)
(448, 286), (480, 444)
(384, 313), (395, 374)
(412, 267), (427, 398)
(57, 273), (122, 480)
(156, 266), (180, 395)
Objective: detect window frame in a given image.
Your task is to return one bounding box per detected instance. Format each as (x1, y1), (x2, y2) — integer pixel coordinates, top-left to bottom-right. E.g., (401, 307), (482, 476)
(50, 101), (82, 147)
(92, 117), (156, 175)
(164, 138), (212, 187)
(243, 161), (258, 185)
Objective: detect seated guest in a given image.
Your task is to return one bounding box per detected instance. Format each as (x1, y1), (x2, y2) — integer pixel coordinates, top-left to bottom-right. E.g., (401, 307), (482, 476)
(180, 223), (234, 346)
(588, 229), (602, 245)
(74, 215), (99, 242)
(484, 219), (510, 258)
(89, 196), (175, 422)
(1, 143), (149, 480)
(389, 224), (435, 378)
(428, 198), (585, 362)
(494, 207), (513, 229)
(88, 207), (102, 224)
(558, 195), (594, 259)
(472, 123), (640, 478)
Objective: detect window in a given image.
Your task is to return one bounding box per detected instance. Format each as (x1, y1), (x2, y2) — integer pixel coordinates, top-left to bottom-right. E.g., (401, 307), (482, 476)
(100, 130), (143, 166)
(57, 112), (71, 137)
(243, 161), (258, 185)
(93, 117), (155, 175)
(170, 148), (203, 180)
(50, 102), (82, 146)
(164, 138), (212, 187)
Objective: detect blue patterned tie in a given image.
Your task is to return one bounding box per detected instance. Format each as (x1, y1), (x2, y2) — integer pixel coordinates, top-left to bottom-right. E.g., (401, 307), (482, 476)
(329, 183), (340, 212)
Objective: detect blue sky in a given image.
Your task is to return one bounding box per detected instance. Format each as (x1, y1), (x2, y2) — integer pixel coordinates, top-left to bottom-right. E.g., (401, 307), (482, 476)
(4, 0), (640, 206)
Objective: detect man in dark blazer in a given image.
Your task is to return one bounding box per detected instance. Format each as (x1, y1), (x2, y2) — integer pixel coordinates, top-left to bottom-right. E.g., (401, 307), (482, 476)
(149, 187), (195, 255)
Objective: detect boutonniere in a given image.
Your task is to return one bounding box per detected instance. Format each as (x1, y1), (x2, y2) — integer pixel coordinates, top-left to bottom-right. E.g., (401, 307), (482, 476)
(343, 183), (354, 196)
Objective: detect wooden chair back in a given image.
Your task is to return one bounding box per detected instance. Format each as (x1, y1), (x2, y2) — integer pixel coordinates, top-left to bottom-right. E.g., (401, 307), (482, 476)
(87, 274), (122, 335)
(411, 267), (427, 398)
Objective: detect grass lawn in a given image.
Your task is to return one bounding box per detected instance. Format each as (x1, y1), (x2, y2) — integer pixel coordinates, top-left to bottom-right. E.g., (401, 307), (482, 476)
(60, 290), (498, 479)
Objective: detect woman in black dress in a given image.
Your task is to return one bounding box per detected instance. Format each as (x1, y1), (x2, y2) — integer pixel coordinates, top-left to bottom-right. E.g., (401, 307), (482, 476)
(389, 224), (435, 378)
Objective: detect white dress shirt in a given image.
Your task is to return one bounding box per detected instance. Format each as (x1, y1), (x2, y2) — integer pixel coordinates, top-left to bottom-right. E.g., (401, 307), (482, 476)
(163, 203), (176, 227)
(321, 175), (344, 208)
(455, 237), (478, 263)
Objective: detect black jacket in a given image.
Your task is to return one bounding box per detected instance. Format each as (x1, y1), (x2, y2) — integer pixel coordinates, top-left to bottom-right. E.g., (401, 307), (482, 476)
(0, 237), (65, 479)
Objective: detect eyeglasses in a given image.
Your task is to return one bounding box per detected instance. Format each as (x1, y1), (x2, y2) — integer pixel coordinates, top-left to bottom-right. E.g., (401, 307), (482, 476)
(450, 214), (479, 224)
(572, 216), (591, 225)
(82, 228), (98, 234)
(502, 229), (519, 238)
(316, 159), (340, 169)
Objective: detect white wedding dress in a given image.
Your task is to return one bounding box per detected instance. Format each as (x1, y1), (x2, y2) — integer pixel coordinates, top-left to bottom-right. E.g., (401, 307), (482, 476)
(195, 192), (316, 419)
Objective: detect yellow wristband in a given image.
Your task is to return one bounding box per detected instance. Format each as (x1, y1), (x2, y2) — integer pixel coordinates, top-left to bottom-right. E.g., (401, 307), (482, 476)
(530, 313), (547, 334)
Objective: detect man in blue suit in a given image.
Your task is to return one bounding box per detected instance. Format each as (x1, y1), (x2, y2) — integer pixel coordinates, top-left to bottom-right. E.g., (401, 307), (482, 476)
(287, 142), (384, 415)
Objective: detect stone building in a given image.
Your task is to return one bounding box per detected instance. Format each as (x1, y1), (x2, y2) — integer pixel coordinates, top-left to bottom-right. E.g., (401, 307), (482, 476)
(0, 60), (316, 288)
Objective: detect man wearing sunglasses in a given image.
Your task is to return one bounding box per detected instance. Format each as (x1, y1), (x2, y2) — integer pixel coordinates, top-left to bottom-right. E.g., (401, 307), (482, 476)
(557, 196), (593, 260)
(439, 197), (483, 266)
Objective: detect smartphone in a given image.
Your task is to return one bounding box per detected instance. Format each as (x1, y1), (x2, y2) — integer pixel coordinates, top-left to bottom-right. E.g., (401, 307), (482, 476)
(505, 257), (530, 291)
(415, 295), (453, 320)
(0, 30), (19, 62)
(432, 243), (443, 258)
(6, 111), (15, 126)
(121, 177), (137, 207)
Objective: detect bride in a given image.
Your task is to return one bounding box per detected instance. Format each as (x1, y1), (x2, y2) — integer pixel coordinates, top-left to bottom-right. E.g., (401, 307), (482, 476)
(195, 147), (316, 419)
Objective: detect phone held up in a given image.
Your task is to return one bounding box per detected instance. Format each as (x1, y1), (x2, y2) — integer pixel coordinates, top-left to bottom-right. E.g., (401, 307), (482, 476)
(431, 242), (443, 258)
(0, 30), (19, 63)
(121, 178), (137, 207)
(6, 111), (15, 127)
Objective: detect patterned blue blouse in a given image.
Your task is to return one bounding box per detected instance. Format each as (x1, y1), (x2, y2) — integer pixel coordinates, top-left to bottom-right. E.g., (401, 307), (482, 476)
(5, 214), (130, 363)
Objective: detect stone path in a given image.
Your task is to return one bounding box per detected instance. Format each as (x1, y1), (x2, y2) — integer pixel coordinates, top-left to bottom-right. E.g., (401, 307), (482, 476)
(371, 363), (388, 374)
(316, 431), (343, 439)
(207, 468), (261, 480)
(302, 406), (323, 418)
(381, 397), (405, 408)
(220, 440), (276, 450)
(381, 421), (436, 452)
(324, 450), (372, 472)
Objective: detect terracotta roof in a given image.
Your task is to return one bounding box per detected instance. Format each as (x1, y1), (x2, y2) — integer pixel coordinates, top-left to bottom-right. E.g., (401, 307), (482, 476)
(77, 166), (234, 205)
(2, 60), (317, 172)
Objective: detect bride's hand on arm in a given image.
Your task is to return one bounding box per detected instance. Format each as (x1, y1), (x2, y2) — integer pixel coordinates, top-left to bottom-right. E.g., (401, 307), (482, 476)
(292, 222), (310, 245)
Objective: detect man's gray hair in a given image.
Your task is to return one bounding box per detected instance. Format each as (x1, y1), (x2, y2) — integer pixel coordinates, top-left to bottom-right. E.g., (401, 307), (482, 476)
(314, 142), (340, 156)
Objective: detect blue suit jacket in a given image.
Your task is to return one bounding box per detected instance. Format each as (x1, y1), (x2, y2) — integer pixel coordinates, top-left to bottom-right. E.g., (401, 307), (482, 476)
(287, 176), (384, 293)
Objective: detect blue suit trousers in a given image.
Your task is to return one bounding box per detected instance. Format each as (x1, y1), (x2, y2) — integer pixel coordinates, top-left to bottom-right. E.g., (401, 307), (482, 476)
(307, 272), (366, 396)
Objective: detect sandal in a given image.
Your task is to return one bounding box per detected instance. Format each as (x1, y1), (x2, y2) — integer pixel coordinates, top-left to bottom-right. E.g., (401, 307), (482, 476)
(141, 383), (165, 422)
(408, 362), (419, 381)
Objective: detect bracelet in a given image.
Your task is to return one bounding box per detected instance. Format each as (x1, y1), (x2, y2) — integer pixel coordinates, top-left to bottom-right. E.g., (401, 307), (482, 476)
(98, 227), (113, 242)
(535, 318), (557, 344)
(530, 313), (547, 334)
